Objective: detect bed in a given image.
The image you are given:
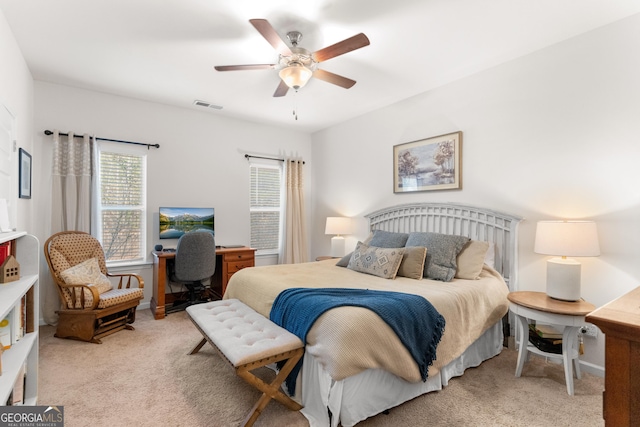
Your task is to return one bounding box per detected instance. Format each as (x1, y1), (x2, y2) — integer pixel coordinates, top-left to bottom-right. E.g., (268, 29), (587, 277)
(224, 202), (522, 427)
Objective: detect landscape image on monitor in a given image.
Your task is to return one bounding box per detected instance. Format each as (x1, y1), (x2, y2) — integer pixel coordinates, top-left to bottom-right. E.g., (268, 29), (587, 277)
(159, 207), (214, 239)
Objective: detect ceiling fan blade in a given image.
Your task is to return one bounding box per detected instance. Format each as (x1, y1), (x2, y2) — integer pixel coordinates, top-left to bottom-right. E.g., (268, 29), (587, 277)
(214, 64), (275, 71)
(273, 80), (290, 97)
(313, 33), (370, 63)
(249, 19), (293, 56)
(313, 69), (356, 89)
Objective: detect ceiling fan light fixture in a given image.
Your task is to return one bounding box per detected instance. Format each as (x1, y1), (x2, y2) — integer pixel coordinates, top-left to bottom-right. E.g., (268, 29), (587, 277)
(279, 62), (313, 90)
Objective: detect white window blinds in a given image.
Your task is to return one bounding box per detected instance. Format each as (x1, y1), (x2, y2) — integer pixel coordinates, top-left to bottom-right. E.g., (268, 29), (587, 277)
(96, 148), (147, 262)
(250, 162), (282, 254)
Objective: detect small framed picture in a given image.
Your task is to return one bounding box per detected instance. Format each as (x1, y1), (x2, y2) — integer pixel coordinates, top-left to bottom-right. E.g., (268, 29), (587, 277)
(393, 131), (462, 193)
(19, 148), (32, 199)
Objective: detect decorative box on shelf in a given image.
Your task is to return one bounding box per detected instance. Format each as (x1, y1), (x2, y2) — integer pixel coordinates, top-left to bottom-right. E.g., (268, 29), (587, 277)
(0, 255), (19, 284)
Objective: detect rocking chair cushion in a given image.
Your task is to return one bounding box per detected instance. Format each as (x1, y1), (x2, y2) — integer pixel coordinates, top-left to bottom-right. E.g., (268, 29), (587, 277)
(97, 288), (144, 309)
(60, 258), (113, 308)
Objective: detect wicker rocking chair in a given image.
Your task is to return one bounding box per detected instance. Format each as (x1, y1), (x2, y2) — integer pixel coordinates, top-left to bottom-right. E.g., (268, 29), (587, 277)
(44, 231), (144, 344)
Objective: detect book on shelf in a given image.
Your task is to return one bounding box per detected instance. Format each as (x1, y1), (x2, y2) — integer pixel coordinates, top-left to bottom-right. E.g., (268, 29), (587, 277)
(532, 323), (563, 339)
(0, 241), (10, 265)
(528, 326), (562, 354)
(9, 363), (25, 405)
(12, 297), (25, 342)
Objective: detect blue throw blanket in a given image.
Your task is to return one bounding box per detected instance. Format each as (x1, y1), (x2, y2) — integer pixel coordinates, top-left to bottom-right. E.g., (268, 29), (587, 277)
(269, 287), (446, 393)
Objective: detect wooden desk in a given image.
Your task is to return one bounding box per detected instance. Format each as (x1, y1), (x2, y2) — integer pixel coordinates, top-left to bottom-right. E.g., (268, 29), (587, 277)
(587, 286), (640, 427)
(151, 246), (255, 319)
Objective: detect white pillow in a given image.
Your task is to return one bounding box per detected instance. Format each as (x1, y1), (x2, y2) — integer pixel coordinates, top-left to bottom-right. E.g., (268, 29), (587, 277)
(484, 243), (496, 269)
(60, 258), (113, 293)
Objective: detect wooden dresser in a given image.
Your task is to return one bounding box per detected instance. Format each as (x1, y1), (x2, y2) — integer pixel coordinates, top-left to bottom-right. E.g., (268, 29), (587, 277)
(220, 247), (256, 295)
(586, 286), (640, 427)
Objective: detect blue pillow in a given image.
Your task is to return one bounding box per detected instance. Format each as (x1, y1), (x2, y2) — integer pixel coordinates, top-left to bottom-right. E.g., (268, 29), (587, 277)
(369, 230), (409, 248)
(405, 232), (470, 281)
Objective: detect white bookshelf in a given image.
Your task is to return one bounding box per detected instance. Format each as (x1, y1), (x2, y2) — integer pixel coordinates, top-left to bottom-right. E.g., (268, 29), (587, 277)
(0, 231), (39, 405)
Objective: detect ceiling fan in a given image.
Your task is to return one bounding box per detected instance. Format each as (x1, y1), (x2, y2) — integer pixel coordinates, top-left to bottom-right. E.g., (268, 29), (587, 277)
(215, 19), (370, 97)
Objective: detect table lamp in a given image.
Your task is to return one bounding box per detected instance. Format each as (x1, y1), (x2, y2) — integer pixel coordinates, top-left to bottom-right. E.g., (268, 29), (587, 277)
(534, 220), (600, 301)
(325, 217), (352, 257)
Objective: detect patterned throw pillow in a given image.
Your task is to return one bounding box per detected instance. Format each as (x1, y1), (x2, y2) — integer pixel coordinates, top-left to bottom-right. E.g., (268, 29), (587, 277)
(405, 232), (470, 282)
(347, 241), (405, 279)
(60, 258), (113, 308)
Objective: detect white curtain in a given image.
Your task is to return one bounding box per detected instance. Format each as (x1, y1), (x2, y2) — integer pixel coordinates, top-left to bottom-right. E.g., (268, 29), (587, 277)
(280, 159), (308, 264)
(43, 130), (94, 324)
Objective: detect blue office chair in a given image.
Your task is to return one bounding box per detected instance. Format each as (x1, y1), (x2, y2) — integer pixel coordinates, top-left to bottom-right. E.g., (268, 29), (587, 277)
(166, 231), (216, 313)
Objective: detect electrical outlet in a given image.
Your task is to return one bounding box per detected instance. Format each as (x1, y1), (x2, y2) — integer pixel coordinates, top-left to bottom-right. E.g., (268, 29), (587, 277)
(581, 324), (599, 338)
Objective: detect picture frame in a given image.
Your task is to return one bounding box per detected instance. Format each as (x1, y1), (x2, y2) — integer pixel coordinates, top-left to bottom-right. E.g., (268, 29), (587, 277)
(393, 131), (462, 193)
(19, 148), (32, 199)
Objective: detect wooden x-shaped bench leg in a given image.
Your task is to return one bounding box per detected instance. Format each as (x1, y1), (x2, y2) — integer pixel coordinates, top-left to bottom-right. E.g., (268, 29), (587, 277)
(189, 336), (304, 427)
(237, 348), (304, 427)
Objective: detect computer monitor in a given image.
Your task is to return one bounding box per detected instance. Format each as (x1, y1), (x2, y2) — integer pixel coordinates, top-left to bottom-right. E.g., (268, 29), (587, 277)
(159, 207), (214, 240)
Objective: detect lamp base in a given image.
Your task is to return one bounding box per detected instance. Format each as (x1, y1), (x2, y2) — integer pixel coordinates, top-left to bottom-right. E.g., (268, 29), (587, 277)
(330, 236), (345, 258)
(546, 258), (581, 301)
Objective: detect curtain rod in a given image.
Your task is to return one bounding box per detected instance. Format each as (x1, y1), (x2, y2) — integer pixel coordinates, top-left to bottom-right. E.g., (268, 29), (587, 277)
(244, 154), (305, 164)
(44, 130), (160, 149)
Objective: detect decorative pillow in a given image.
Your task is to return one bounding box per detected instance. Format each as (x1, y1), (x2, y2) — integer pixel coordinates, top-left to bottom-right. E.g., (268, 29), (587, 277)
(336, 252), (352, 267)
(60, 258), (113, 308)
(405, 232), (470, 282)
(484, 243), (496, 269)
(368, 230), (409, 248)
(455, 240), (490, 280)
(397, 246), (428, 280)
(347, 242), (404, 279)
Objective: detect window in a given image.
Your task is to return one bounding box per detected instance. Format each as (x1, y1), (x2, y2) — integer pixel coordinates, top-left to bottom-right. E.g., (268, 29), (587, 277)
(95, 144), (147, 263)
(250, 162), (282, 255)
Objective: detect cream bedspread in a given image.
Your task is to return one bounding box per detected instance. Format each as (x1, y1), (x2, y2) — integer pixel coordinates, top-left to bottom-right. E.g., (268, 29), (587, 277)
(224, 259), (509, 383)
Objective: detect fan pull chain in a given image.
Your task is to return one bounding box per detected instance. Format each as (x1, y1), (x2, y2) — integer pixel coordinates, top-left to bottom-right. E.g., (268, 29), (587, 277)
(292, 90), (299, 121)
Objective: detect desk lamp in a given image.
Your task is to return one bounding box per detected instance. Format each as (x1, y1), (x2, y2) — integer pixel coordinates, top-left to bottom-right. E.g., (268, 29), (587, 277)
(325, 217), (352, 257)
(534, 220), (600, 301)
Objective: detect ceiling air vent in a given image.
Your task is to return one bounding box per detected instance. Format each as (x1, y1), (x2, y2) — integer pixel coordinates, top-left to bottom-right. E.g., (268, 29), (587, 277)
(193, 100), (223, 110)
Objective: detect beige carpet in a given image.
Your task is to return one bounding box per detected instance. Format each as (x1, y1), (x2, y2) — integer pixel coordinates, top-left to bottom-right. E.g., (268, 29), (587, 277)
(39, 309), (604, 427)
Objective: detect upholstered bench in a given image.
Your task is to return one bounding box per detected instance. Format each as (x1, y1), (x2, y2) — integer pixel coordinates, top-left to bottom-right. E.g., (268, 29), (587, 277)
(186, 299), (304, 427)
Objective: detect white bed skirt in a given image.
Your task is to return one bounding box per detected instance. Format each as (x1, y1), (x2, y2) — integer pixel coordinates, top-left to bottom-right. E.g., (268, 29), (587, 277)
(297, 321), (504, 427)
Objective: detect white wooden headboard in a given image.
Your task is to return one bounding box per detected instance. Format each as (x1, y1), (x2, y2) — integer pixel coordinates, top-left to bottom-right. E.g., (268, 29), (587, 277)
(365, 203), (523, 290)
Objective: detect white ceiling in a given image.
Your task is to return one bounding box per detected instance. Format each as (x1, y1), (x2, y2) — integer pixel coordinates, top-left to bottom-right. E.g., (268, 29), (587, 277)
(2, 0), (640, 133)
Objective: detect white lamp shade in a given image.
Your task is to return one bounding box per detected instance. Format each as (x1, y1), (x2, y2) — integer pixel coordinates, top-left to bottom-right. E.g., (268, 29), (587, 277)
(325, 217), (352, 236)
(534, 220), (600, 257)
(535, 220), (599, 301)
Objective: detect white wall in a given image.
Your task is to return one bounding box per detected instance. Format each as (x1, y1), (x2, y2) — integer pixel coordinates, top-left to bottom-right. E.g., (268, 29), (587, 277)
(0, 9), (34, 233)
(32, 82), (312, 314)
(5, 4), (640, 374)
(310, 14), (640, 373)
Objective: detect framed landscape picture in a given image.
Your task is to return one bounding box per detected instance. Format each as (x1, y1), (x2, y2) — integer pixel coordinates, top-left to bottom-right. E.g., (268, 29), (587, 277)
(393, 131), (462, 193)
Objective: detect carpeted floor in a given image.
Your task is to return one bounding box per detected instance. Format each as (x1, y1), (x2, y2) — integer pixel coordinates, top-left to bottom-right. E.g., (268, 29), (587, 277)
(38, 308), (605, 427)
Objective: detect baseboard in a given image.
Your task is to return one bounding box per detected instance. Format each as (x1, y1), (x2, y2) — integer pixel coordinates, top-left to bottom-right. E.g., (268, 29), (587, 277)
(578, 360), (604, 377)
(139, 301), (150, 310)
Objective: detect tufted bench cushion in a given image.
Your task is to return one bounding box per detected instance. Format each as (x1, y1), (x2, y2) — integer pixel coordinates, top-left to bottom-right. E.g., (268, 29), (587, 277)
(186, 299), (304, 427)
(186, 299), (303, 367)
